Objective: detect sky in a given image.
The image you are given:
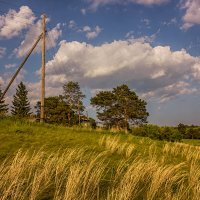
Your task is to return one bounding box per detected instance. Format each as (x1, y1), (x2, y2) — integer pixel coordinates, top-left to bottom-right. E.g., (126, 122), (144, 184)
(1, 0), (200, 125)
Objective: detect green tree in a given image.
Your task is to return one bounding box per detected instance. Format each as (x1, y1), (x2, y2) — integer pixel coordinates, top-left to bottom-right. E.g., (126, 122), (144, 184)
(91, 84), (148, 132)
(63, 81), (85, 126)
(177, 123), (187, 138)
(35, 96), (70, 124)
(90, 91), (117, 129)
(0, 88), (8, 116)
(11, 82), (31, 117)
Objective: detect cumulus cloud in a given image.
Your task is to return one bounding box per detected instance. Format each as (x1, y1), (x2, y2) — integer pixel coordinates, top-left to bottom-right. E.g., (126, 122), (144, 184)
(86, 0), (169, 10)
(14, 19), (62, 57)
(42, 39), (200, 102)
(0, 6), (36, 39)
(0, 47), (6, 58)
(181, 0), (200, 30)
(0, 6), (62, 57)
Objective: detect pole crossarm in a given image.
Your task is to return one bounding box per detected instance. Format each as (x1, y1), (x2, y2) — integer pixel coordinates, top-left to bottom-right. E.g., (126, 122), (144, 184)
(0, 33), (42, 102)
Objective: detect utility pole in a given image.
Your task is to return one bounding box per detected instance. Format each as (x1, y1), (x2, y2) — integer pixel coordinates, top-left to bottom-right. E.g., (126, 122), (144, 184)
(40, 14), (46, 122)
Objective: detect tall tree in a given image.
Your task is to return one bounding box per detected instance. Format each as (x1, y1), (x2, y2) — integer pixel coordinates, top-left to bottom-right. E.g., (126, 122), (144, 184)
(63, 81), (85, 126)
(91, 84), (149, 132)
(0, 88), (8, 116)
(35, 96), (70, 124)
(11, 82), (31, 117)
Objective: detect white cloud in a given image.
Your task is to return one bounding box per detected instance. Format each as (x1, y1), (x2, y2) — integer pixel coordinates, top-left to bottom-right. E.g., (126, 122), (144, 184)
(0, 47), (6, 58)
(83, 26), (92, 32)
(0, 76), (4, 86)
(87, 0), (169, 10)
(79, 25), (102, 39)
(0, 6), (36, 39)
(5, 63), (17, 69)
(43, 39), (200, 102)
(125, 29), (160, 43)
(85, 26), (102, 39)
(68, 20), (77, 29)
(141, 81), (197, 103)
(0, 70), (27, 108)
(68, 21), (102, 39)
(14, 19), (62, 57)
(181, 0), (200, 30)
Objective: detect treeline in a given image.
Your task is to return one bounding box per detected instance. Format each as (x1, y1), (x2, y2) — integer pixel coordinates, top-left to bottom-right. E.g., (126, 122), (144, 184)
(132, 124), (200, 141)
(1, 81), (200, 140)
(0, 82), (148, 130)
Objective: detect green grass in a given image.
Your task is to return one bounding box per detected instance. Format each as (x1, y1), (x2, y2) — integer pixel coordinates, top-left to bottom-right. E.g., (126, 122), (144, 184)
(0, 117), (199, 162)
(0, 118), (199, 200)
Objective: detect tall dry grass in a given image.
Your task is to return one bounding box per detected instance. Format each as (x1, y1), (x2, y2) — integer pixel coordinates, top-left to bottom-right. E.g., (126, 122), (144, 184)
(0, 140), (199, 199)
(99, 135), (135, 158)
(0, 149), (107, 200)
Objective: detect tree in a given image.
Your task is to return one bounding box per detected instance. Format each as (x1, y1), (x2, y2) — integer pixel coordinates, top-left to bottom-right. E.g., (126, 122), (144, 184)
(63, 81), (85, 126)
(11, 82), (31, 117)
(91, 84), (148, 132)
(177, 123), (187, 138)
(0, 88), (8, 116)
(35, 96), (70, 124)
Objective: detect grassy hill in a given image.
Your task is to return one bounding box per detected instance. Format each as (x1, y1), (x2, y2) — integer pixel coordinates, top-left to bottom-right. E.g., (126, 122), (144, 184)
(0, 118), (199, 200)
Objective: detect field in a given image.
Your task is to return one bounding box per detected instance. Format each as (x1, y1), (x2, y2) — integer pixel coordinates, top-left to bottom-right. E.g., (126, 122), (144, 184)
(0, 118), (199, 200)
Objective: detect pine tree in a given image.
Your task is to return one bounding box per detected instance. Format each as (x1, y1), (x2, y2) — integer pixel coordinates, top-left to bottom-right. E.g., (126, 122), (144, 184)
(11, 82), (31, 117)
(91, 84), (149, 132)
(0, 88), (8, 116)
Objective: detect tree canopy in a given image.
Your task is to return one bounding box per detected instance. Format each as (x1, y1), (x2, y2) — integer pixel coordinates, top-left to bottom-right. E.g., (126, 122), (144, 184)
(91, 84), (148, 131)
(63, 81), (85, 125)
(11, 82), (31, 117)
(35, 96), (70, 124)
(0, 88), (8, 116)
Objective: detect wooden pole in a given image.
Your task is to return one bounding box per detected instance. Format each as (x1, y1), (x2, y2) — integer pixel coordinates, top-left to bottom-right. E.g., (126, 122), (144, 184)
(0, 34), (42, 102)
(40, 14), (46, 122)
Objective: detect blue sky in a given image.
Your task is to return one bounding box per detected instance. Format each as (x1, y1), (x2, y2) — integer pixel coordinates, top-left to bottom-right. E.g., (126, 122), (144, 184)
(1, 0), (200, 125)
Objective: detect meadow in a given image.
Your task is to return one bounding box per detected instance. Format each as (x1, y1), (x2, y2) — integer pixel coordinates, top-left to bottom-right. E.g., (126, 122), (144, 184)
(0, 118), (199, 200)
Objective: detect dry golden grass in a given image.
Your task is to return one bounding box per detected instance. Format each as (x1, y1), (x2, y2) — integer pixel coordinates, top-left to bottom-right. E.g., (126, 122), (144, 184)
(0, 139), (199, 199)
(99, 135), (135, 158)
(163, 142), (200, 162)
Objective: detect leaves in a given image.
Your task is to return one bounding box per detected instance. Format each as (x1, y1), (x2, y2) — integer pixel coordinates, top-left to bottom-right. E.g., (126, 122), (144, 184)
(0, 88), (8, 116)
(11, 82), (31, 117)
(91, 84), (149, 130)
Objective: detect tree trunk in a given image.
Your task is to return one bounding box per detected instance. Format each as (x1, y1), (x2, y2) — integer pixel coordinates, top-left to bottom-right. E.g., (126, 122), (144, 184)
(124, 108), (128, 134)
(78, 109), (81, 126)
(68, 112), (71, 126)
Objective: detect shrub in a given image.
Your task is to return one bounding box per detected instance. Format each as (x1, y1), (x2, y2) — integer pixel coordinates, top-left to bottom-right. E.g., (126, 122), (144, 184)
(186, 128), (200, 139)
(132, 125), (182, 142)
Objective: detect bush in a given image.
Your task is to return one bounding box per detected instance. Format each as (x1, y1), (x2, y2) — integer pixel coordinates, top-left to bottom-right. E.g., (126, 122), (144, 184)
(186, 128), (200, 139)
(132, 125), (182, 142)
(160, 127), (182, 142)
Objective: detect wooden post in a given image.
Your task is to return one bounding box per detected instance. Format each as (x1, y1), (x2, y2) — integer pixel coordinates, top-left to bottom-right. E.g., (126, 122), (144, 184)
(40, 14), (46, 122)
